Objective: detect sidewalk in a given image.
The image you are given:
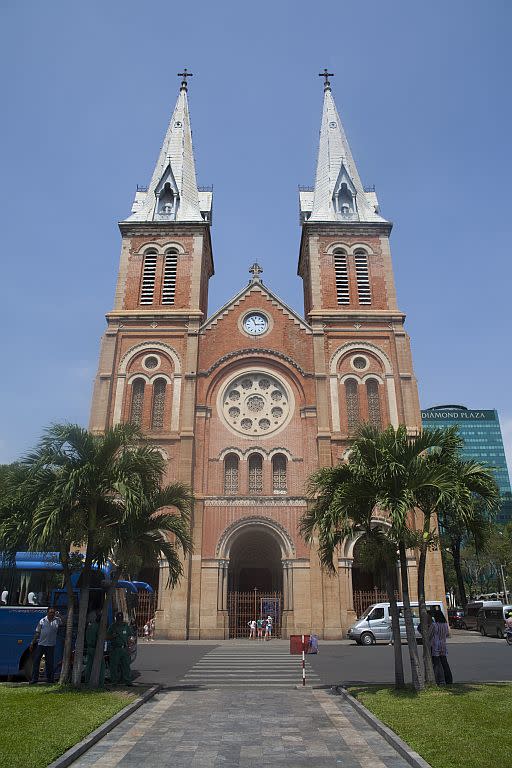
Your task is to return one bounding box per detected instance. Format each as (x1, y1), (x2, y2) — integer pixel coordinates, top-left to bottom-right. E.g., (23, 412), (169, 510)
(71, 687), (413, 767)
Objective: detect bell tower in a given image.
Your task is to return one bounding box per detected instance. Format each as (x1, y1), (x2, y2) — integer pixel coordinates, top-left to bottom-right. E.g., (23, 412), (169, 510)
(90, 69), (213, 481)
(298, 71), (422, 462)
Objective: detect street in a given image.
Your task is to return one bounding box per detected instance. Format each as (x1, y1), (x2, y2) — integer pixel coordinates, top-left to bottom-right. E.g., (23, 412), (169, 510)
(134, 631), (512, 688)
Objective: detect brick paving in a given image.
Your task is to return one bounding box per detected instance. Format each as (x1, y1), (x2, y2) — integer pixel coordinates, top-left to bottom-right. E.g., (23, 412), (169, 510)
(71, 688), (411, 767)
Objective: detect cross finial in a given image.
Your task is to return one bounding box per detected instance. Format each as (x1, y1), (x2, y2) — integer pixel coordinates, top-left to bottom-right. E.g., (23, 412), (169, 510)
(249, 262), (263, 280)
(319, 68), (334, 91)
(178, 68), (193, 91)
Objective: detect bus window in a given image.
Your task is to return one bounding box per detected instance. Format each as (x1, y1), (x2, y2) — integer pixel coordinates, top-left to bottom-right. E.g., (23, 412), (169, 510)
(0, 566), (63, 606)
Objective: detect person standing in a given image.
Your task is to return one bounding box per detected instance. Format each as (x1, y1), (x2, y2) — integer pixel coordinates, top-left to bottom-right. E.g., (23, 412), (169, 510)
(256, 617), (264, 640)
(107, 612), (134, 686)
(248, 619), (256, 639)
(430, 609), (453, 685)
(29, 607), (62, 684)
(85, 611), (105, 685)
(265, 615), (273, 641)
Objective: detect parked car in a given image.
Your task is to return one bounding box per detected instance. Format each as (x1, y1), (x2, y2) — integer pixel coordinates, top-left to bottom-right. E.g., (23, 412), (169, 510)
(447, 607), (466, 629)
(477, 604), (512, 638)
(463, 600), (502, 631)
(346, 601), (445, 646)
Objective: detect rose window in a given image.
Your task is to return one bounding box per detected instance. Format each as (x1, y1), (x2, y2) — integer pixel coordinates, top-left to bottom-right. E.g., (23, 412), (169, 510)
(220, 371), (292, 436)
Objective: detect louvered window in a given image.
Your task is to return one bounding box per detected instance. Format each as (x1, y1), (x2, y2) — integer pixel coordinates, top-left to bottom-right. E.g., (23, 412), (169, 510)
(224, 454), (239, 495)
(366, 379), (382, 428)
(272, 454), (287, 493)
(248, 454), (263, 494)
(345, 379), (360, 432)
(355, 251), (372, 304)
(130, 379), (145, 426)
(162, 250), (178, 305)
(151, 378), (166, 431)
(140, 252), (157, 305)
(334, 250), (350, 304)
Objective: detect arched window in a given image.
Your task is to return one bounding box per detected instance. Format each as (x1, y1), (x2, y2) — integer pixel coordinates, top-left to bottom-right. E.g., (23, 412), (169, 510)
(162, 250), (178, 304)
(151, 378), (167, 431)
(366, 379), (382, 428)
(333, 249), (349, 304)
(248, 453), (263, 494)
(224, 454), (239, 495)
(272, 454), (287, 493)
(140, 251), (157, 305)
(130, 379), (145, 426)
(345, 379), (360, 432)
(354, 251), (372, 305)
(158, 182), (176, 218)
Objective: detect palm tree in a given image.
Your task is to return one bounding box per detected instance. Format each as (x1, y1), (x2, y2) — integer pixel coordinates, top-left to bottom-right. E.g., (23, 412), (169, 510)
(411, 426), (462, 683)
(87, 483), (192, 688)
(437, 459), (499, 607)
(22, 422), (174, 687)
(301, 462), (406, 688)
(345, 424), (455, 691)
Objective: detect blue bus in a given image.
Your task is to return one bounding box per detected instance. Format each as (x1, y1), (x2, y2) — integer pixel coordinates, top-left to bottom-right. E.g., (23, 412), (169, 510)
(0, 552), (142, 680)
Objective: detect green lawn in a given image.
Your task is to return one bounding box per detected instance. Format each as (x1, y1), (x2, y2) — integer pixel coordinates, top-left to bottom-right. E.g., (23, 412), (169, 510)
(0, 684), (137, 768)
(349, 683), (512, 768)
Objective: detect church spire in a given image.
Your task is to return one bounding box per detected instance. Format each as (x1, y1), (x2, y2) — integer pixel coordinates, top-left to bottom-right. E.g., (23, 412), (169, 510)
(300, 72), (385, 224)
(127, 71), (211, 223)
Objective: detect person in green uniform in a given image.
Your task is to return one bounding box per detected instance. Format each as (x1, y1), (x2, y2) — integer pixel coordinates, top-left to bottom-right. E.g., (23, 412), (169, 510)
(85, 611), (105, 685)
(107, 611), (133, 685)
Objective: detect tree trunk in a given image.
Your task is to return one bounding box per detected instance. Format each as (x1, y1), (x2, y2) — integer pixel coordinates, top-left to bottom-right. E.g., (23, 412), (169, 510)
(89, 581), (115, 689)
(452, 540), (467, 607)
(399, 541), (424, 691)
(386, 570), (404, 689)
(59, 553), (75, 685)
(71, 522), (95, 688)
(418, 541), (436, 685)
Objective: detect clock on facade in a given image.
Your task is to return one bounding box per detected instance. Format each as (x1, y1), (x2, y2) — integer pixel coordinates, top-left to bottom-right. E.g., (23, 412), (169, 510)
(243, 312), (268, 335)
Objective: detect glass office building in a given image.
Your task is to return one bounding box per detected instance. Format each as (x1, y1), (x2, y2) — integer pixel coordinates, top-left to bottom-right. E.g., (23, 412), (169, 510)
(422, 405), (512, 523)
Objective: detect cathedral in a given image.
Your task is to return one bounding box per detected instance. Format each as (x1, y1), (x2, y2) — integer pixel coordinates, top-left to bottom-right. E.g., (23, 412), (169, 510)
(89, 71), (446, 639)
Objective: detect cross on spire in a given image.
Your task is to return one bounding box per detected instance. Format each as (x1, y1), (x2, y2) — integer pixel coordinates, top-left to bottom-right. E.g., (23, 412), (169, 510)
(178, 68), (193, 91)
(249, 262), (263, 280)
(318, 68), (334, 91)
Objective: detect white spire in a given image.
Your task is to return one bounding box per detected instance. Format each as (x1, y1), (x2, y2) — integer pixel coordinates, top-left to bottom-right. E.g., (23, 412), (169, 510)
(126, 75), (211, 223)
(301, 79), (386, 224)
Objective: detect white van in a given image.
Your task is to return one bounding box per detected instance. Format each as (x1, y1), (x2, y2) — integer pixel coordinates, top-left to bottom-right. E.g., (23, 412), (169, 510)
(346, 601), (445, 645)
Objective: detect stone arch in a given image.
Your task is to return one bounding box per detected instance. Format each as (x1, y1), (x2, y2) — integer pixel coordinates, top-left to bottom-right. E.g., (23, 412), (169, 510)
(329, 342), (398, 429)
(113, 342), (182, 428)
(216, 516), (295, 560)
(118, 342), (181, 374)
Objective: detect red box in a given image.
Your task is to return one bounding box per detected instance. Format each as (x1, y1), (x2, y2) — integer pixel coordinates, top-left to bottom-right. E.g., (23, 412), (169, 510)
(289, 634), (310, 654)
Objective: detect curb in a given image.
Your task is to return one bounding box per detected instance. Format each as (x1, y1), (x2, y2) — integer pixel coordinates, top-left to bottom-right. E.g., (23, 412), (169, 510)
(335, 686), (433, 768)
(46, 684), (161, 768)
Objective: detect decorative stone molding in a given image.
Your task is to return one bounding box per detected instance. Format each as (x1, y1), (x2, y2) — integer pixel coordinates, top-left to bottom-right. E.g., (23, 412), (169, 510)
(204, 496), (307, 507)
(118, 341), (182, 374)
(200, 348), (312, 378)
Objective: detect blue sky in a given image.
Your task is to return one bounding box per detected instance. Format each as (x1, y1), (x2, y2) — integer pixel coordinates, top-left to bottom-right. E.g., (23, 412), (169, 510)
(1, 0), (511, 476)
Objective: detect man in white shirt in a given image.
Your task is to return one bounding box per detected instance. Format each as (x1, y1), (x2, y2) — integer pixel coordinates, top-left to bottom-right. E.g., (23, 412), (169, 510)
(1, 588), (8, 605)
(29, 607), (62, 684)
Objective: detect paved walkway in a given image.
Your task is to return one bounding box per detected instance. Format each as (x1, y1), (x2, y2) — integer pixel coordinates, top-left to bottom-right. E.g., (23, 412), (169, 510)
(72, 688), (411, 767)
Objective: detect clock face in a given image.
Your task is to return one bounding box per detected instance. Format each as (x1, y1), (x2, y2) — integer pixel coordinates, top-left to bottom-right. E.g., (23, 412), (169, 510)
(243, 312), (268, 335)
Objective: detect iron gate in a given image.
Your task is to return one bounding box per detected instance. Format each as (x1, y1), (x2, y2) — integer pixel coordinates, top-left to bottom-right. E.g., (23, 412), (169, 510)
(228, 591), (282, 638)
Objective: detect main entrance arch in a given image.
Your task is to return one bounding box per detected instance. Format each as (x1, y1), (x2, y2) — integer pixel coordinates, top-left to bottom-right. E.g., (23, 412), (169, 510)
(217, 517), (294, 638)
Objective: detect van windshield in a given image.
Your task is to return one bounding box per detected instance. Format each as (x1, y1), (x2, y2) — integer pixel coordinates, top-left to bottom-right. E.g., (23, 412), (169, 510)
(359, 606), (376, 620)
